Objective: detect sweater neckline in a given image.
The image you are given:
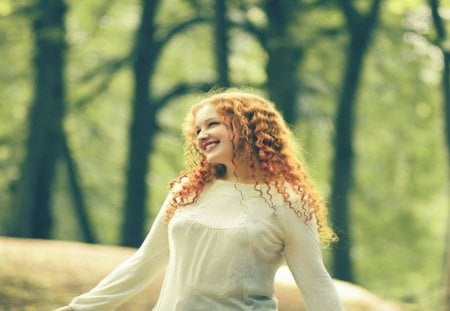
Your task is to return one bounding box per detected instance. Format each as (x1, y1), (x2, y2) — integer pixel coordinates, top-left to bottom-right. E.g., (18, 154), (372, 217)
(210, 179), (293, 201)
(210, 179), (269, 195)
(213, 178), (259, 187)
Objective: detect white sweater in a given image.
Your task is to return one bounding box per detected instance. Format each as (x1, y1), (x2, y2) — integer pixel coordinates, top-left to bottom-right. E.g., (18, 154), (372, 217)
(69, 179), (344, 310)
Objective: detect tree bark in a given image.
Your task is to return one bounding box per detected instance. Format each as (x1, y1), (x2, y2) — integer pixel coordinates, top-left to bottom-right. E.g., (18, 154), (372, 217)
(11, 0), (67, 239)
(264, 0), (303, 125)
(214, 0), (230, 87)
(61, 133), (97, 243)
(120, 2), (213, 247)
(330, 0), (382, 282)
(121, 0), (160, 247)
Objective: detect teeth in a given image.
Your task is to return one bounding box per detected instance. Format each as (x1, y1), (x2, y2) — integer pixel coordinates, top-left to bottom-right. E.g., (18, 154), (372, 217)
(205, 141), (218, 152)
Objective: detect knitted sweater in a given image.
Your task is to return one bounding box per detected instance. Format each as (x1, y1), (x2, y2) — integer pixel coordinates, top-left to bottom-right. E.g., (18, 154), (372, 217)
(69, 179), (344, 310)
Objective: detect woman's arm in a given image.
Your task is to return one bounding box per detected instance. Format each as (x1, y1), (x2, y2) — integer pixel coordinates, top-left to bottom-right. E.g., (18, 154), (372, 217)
(64, 195), (172, 311)
(277, 202), (345, 311)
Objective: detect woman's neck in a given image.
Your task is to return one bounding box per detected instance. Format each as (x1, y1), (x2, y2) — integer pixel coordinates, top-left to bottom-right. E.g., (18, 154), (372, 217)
(222, 163), (262, 185)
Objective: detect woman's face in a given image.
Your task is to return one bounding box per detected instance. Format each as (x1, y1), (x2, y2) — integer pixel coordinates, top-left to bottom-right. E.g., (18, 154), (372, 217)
(194, 103), (234, 170)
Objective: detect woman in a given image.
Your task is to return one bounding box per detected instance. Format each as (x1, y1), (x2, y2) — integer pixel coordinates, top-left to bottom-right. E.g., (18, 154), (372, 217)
(56, 90), (344, 310)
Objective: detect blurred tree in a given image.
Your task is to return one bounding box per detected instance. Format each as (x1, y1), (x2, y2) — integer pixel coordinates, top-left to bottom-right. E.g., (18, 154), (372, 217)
(235, 0), (303, 124)
(329, 0), (382, 282)
(121, 0), (213, 247)
(61, 133), (97, 243)
(1, 0), (447, 307)
(263, 0), (303, 124)
(121, 0), (160, 247)
(9, 0), (96, 243)
(11, 0), (68, 239)
(214, 0), (230, 87)
(427, 0), (450, 309)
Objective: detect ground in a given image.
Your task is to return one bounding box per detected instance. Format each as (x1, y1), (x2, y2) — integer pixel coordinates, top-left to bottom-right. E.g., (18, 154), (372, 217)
(0, 237), (415, 310)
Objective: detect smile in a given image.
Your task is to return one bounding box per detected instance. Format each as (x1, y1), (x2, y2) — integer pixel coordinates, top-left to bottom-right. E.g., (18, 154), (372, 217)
(204, 140), (220, 152)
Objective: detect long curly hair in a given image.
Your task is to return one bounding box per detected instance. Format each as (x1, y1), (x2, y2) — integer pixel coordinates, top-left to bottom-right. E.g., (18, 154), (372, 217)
(166, 90), (336, 244)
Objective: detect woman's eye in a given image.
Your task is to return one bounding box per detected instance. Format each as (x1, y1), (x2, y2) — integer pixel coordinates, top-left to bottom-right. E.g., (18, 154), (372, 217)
(196, 121), (219, 136)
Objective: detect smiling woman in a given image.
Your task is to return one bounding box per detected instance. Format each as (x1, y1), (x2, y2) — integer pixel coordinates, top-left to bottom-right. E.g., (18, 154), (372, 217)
(194, 103), (235, 173)
(55, 89), (344, 311)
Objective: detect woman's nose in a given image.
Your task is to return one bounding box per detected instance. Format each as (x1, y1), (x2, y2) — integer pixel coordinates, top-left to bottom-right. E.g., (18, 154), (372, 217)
(197, 130), (209, 140)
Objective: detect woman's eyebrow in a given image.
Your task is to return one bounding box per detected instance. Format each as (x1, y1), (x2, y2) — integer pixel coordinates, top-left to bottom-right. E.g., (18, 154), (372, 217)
(195, 117), (218, 128)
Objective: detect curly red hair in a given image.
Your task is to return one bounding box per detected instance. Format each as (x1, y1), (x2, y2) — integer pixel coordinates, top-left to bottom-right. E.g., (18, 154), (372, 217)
(166, 90), (336, 244)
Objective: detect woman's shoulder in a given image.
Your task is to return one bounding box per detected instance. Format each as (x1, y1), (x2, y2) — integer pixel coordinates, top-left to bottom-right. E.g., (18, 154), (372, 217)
(268, 183), (317, 221)
(169, 176), (190, 192)
(263, 181), (301, 202)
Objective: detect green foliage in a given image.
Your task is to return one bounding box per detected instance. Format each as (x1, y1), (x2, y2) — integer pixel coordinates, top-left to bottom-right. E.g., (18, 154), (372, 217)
(0, 0), (448, 309)
(351, 6), (447, 309)
(0, 0), (34, 232)
(298, 2), (447, 309)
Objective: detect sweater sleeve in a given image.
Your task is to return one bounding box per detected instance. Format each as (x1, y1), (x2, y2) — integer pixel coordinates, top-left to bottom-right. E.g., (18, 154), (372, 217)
(277, 201), (345, 311)
(68, 194), (171, 311)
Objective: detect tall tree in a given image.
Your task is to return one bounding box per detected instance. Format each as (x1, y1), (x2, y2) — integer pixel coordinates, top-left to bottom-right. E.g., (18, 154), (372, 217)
(121, 1), (213, 247)
(330, 0), (382, 282)
(61, 133), (97, 243)
(11, 0), (67, 239)
(427, 1), (450, 309)
(214, 0), (230, 87)
(231, 0), (303, 124)
(121, 0), (161, 247)
(263, 0), (303, 125)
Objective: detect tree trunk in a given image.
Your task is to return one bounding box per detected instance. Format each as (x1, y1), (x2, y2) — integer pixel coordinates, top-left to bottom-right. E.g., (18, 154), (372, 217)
(120, 2), (213, 247)
(11, 0), (67, 239)
(61, 132), (97, 243)
(264, 0), (303, 125)
(330, 0), (382, 282)
(121, 0), (160, 247)
(214, 0), (230, 87)
(330, 38), (364, 282)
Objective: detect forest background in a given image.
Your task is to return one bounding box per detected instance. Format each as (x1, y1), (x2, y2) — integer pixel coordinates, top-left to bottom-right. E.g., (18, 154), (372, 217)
(0, 0), (449, 310)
